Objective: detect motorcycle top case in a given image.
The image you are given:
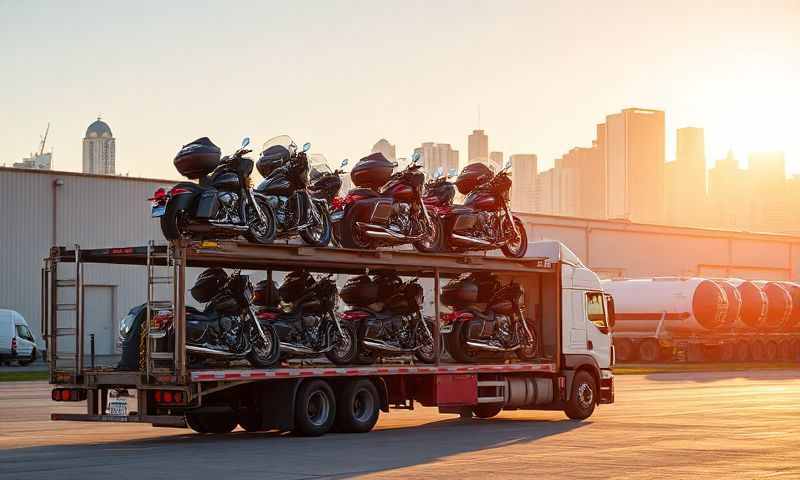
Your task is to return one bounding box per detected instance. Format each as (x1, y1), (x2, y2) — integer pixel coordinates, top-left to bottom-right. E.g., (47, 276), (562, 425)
(373, 271), (403, 300)
(279, 270), (315, 303)
(350, 152), (395, 190)
(386, 281), (424, 313)
(253, 279), (280, 307)
(455, 162), (493, 195)
(339, 274), (379, 306)
(257, 143), (293, 178)
(191, 268), (229, 303)
(424, 180), (455, 206)
(174, 137), (222, 179)
(441, 273), (500, 307)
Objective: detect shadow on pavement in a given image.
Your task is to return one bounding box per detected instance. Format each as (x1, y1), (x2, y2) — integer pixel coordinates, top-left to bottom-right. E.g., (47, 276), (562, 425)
(0, 416), (586, 479)
(642, 368), (800, 383)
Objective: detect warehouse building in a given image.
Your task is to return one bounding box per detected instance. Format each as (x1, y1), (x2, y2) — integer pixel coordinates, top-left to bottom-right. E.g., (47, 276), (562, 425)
(1, 166), (799, 356)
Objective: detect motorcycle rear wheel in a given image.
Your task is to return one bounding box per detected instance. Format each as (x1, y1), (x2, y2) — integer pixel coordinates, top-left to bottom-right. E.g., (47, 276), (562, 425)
(501, 216), (528, 258)
(445, 321), (481, 364)
(160, 200), (186, 241)
(300, 204), (332, 247)
(339, 207), (374, 250)
(247, 324), (281, 368)
(246, 196), (277, 245)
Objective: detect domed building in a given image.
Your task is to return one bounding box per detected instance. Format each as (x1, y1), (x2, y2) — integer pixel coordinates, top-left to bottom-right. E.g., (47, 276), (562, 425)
(82, 117), (116, 174)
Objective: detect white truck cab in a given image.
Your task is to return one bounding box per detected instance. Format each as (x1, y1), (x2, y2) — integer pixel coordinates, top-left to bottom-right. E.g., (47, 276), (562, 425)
(0, 309), (38, 366)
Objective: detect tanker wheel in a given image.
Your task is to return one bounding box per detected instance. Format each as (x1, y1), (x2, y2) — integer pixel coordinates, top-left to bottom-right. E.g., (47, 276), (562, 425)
(793, 339), (800, 362)
(765, 341), (778, 362)
(734, 341), (750, 362)
(720, 342), (736, 362)
(472, 405), (503, 419)
(702, 345), (721, 362)
(613, 339), (635, 363)
(686, 343), (705, 363)
(750, 340), (767, 362)
(638, 339), (660, 363)
(778, 340), (793, 361)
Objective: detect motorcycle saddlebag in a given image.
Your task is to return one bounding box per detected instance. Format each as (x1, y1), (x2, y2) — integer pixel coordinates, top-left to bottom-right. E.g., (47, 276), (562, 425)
(455, 163), (493, 195)
(373, 271), (403, 300)
(468, 272), (500, 303)
(424, 180), (455, 206)
(253, 280), (280, 308)
(279, 271), (315, 304)
(174, 137), (222, 179)
(441, 276), (479, 307)
(340, 274), (379, 306)
(195, 189), (220, 219)
(257, 145), (292, 177)
(351, 153), (395, 189)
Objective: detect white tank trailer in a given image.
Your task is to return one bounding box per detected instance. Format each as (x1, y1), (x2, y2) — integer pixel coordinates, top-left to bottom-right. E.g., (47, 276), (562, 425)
(605, 277), (800, 363)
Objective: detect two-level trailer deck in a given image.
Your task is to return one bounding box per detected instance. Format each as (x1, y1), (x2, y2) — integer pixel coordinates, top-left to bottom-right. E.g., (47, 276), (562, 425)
(43, 240), (614, 435)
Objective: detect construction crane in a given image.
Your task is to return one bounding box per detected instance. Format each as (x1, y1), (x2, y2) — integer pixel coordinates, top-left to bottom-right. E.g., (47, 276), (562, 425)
(39, 123), (50, 156)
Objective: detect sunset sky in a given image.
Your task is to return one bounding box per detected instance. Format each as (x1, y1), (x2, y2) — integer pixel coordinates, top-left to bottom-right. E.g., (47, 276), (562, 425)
(1, 0), (798, 178)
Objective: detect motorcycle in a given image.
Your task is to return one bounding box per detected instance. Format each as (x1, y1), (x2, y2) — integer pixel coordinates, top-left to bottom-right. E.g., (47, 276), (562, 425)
(333, 151), (442, 252)
(338, 272), (436, 364)
(154, 268), (281, 368)
(308, 155), (348, 206)
(253, 271), (359, 364)
(424, 161), (528, 258)
(254, 135), (332, 246)
(152, 137), (277, 244)
(440, 273), (538, 363)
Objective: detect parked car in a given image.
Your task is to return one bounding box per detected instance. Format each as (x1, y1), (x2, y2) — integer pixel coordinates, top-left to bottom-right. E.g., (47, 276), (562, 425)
(0, 309), (37, 366)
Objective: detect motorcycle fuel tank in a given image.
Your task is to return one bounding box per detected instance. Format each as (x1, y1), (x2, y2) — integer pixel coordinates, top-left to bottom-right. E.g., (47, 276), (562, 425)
(210, 172), (241, 192)
(464, 191), (502, 211)
(256, 174), (294, 196)
(382, 181), (416, 202)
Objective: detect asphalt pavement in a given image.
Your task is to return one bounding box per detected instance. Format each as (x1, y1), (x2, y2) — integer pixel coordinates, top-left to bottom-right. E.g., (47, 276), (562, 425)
(1, 370), (799, 479)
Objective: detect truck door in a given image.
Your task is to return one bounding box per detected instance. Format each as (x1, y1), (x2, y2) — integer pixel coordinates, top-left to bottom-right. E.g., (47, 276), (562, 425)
(563, 289), (587, 354)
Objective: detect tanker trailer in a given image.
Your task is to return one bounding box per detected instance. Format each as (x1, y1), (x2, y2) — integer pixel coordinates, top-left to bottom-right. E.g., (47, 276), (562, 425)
(603, 277), (728, 362)
(752, 281), (792, 331)
(726, 279), (768, 330)
(777, 282), (800, 360)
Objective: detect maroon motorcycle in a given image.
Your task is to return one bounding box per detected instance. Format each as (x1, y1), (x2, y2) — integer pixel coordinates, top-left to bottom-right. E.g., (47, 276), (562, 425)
(333, 151), (442, 252)
(423, 161), (527, 258)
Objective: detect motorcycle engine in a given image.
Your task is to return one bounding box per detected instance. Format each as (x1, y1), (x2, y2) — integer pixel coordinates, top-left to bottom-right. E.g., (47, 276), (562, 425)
(479, 211), (497, 238)
(267, 196), (290, 226)
(494, 314), (514, 346)
(218, 192), (241, 224)
(388, 203), (411, 233)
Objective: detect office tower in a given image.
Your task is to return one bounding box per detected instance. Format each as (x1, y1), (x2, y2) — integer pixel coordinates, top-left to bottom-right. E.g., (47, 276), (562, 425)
(604, 108), (665, 223)
(371, 138), (396, 161)
(708, 150), (750, 228)
(489, 151), (503, 172)
(546, 123), (606, 219)
(748, 151), (792, 232)
(665, 127), (707, 226)
(414, 142), (459, 178)
(509, 154), (537, 213)
(468, 129), (488, 164)
(82, 117), (115, 175)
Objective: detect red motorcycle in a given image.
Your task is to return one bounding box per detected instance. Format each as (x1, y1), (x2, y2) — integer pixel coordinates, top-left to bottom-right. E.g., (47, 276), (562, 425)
(423, 162), (527, 258)
(333, 152), (442, 252)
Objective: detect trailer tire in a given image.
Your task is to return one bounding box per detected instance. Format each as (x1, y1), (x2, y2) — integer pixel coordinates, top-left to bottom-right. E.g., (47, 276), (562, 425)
(765, 340), (778, 362)
(792, 339), (800, 362)
(334, 379), (380, 433)
(186, 412), (237, 434)
(294, 380), (336, 436)
(734, 340), (750, 362)
(614, 339), (635, 363)
(778, 340), (793, 361)
(720, 342), (735, 362)
(638, 339), (660, 363)
(565, 370), (596, 420)
(472, 405), (503, 419)
(750, 340), (766, 362)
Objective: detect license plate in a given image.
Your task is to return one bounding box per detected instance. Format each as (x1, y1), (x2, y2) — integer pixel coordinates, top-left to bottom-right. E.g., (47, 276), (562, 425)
(440, 324), (453, 334)
(330, 211), (344, 222)
(151, 204), (166, 218)
(108, 398), (128, 417)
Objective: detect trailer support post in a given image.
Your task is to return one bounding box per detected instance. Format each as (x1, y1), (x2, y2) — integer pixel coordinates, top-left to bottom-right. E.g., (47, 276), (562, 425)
(434, 267), (441, 366)
(174, 242), (187, 383)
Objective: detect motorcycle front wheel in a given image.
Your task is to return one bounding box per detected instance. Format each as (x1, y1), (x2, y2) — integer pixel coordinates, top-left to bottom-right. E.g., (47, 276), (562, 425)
(247, 323), (281, 368)
(300, 203), (332, 247)
(413, 317), (437, 364)
(501, 216), (528, 258)
(246, 196), (277, 245)
(412, 216), (444, 253)
(515, 321), (539, 361)
(325, 321), (359, 365)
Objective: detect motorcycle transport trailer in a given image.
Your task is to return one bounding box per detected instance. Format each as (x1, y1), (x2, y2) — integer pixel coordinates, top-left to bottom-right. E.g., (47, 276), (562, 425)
(42, 239), (615, 436)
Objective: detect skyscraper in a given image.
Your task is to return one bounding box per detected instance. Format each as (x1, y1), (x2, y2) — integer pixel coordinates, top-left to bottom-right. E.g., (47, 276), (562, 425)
(665, 127), (707, 226)
(468, 129), (488, 164)
(82, 117), (115, 175)
(748, 151), (791, 232)
(414, 142), (459, 178)
(509, 153), (537, 213)
(371, 138), (396, 161)
(604, 108), (665, 223)
(708, 150), (750, 229)
(489, 151), (503, 172)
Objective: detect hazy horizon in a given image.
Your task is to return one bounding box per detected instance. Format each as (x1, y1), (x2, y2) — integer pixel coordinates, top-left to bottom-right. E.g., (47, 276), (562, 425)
(1, 0), (798, 178)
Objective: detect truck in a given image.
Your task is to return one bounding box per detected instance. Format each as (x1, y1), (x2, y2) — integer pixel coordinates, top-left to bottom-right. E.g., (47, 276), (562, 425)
(43, 239), (614, 436)
(604, 277), (800, 363)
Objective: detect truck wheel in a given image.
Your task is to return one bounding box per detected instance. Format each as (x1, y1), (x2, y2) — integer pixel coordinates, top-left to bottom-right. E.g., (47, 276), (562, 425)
(334, 379), (380, 433)
(565, 370), (596, 420)
(472, 405), (503, 418)
(720, 342), (735, 362)
(614, 339), (635, 363)
(294, 380), (336, 436)
(750, 340), (766, 362)
(734, 340), (750, 362)
(765, 341), (778, 361)
(638, 339), (660, 363)
(18, 348), (36, 366)
(186, 412), (237, 434)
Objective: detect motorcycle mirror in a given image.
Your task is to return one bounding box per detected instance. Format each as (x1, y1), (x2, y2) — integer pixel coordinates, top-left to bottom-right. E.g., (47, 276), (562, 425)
(412, 151), (421, 163)
(340, 158), (349, 168)
(302, 142), (311, 153)
(241, 137), (251, 149)
(448, 167), (458, 177)
(504, 160), (512, 170)
(434, 166), (443, 179)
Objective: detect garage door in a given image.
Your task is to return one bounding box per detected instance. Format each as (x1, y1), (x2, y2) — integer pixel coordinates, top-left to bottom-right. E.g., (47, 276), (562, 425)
(84, 286), (114, 355)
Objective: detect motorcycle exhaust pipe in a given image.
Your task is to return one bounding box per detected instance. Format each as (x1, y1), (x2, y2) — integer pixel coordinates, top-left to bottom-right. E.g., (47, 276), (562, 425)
(451, 233), (493, 246)
(356, 222), (409, 241)
(465, 340), (520, 352)
(279, 342), (318, 355)
(362, 338), (413, 353)
(207, 221), (250, 232)
(186, 345), (240, 357)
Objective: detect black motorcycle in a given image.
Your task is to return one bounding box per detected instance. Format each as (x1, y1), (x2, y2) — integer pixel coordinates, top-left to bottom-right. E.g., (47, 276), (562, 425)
(152, 137), (277, 244)
(424, 161), (528, 258)
(338, 272), (436, 364)
(333, 151), (441, 252)
(254, 135), (332, 246)
(155, 268), (281, 368)
(253, 271), (358, 364)
(440, 273), (537, 363)
(308, 155), (348, 205)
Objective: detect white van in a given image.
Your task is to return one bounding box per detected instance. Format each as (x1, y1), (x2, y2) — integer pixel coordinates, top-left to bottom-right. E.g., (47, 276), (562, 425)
(0, 309), (37, 365)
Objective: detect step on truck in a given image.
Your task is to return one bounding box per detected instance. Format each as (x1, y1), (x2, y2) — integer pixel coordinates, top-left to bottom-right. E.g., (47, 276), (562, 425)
(43, 239), (615, 436)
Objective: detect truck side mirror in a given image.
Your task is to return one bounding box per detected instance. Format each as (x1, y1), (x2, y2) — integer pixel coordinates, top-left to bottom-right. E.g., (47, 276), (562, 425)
(605, 294), (615, 328)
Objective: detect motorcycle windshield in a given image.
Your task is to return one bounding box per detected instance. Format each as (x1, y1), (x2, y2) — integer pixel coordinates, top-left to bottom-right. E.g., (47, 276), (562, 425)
(308, 154), (332, 181)
(261, 135), (296, 155)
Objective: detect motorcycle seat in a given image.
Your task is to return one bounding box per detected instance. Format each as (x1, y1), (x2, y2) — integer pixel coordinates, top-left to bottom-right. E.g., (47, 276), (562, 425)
(450, 205), (473, 215)
(347, 188), (379, 198)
